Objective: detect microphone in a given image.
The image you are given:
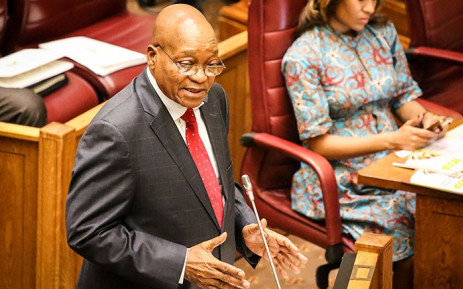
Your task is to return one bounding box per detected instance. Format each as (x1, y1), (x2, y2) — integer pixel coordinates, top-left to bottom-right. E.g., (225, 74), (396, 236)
(241, 174), (282, 289)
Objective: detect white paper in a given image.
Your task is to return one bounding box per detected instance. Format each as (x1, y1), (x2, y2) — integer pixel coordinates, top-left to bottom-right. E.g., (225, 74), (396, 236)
(395, 124), (463, 159)
(393, 152), (463, 177)
(422, 123), (463, 157)
(0, 49), (65, 78)
(0, 60), (74, 88)
(410, 169), (463, 194)
(395, 150), (412, 158)
(394, 123), (463, 194)
(39, 36), (146, 76)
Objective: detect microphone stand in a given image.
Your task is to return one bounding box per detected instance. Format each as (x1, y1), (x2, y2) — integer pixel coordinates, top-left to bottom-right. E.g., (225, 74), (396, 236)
(241, 174), (282, 289)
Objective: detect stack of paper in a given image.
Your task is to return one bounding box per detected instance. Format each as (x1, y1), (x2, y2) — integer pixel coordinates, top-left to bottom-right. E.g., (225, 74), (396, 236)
(421, 124), (463, 158)
(410, 169), (463, 194)
(39, 36), (147, 76)
(393, 152), (463, 178)
(393, 123), (463, 194)
(0, 49), (73, 88)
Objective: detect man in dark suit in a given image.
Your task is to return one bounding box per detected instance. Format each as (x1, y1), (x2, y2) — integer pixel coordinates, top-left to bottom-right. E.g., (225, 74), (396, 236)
(66, 4), (307, 289)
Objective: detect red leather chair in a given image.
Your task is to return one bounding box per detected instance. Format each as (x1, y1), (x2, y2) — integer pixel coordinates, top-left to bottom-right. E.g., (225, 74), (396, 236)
(3, 0), (156, 100)
(0, 0), (6, 45)
(241, 1), (355, 288)
(0, 0), (99, 124)
(405, 0), (463, 116)
(241, 0), (461, 288)
(41, 73), (99, 123)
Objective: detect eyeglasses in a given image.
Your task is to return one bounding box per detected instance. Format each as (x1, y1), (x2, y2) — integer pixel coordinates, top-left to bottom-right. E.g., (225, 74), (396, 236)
(156, 45), (226, 77)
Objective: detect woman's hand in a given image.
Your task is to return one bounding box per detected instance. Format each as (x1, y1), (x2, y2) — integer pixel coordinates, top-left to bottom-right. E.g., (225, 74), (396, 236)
(387, 114), (441, 151)
(420, 111), (451, 137)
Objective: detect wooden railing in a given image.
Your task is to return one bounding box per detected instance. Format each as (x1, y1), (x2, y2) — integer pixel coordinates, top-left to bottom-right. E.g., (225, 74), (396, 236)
(0, 30), (249, 289)
(347, 233), (393, 289)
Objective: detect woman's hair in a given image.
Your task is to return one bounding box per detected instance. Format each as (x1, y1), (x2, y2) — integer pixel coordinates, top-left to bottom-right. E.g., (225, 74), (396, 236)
(296, 0), (387, 37)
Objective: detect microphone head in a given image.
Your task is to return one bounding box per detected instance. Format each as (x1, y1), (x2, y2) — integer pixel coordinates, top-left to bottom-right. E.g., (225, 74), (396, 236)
(241, 174), (253, 191)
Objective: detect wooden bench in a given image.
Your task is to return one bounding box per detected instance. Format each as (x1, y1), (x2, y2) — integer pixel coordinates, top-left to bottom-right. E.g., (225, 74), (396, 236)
(0, 31), (249, 289)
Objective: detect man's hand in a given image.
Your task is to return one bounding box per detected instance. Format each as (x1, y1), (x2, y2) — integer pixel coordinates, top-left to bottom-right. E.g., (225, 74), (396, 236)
(185, 233), (250, 289)
(242, 219), (308, 279)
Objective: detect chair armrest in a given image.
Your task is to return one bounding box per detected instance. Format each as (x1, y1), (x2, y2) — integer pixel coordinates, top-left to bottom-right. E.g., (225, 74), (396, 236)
(406, 47), (463, 66)
(416, 98), (463, 120)
(241, 132), (342, 244)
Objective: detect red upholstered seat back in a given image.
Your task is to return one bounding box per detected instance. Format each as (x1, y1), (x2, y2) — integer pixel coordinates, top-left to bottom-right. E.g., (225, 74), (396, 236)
(2, 0), (156, 101)
(405, 0), (463, 113)
(0, 0), (101, 124)
(3, 0), (126, 53)
(242, 3), (355, 275)
(0, 0), (6, 48)
(246, 0), (307, 191)
(407, 0), (463, 54)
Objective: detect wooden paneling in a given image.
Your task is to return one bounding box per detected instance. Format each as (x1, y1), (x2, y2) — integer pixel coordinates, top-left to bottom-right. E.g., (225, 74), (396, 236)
(0, 124), (83, 289)
(218, 0), (248, 41)
(380, 0), (410, 49)
(415, 195), (463, 289)
(36, 123), (79, 289)
(0, 136), (39, 289)
(381, 0), (408, 36)
(216, 31), (250, 179)
(218, 17), (247, 42)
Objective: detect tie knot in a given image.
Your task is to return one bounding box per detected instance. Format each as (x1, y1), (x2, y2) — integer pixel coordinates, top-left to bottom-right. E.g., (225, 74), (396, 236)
(181, 108), (196, 124)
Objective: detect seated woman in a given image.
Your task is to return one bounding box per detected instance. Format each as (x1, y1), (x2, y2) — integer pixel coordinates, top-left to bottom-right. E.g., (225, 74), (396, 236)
(282, 0), (449, 288)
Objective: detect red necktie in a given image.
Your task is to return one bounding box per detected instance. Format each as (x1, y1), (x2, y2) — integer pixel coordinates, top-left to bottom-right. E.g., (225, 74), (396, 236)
(182, 108), (224, 227)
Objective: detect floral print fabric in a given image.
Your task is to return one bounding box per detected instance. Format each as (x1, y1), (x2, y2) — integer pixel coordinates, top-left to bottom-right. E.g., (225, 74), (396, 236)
(282, 22), (421, 261)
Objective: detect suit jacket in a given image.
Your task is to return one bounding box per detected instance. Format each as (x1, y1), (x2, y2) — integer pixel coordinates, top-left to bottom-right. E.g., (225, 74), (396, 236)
(66, 69), (258, 289)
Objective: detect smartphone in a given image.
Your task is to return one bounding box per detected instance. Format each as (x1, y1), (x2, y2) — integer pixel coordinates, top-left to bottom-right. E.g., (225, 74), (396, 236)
(426, 116), (453, 132)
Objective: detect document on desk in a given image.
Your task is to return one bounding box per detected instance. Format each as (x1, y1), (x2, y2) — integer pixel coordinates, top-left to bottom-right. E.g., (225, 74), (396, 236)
(393, 123), (463, 194)
(39, 36), (146, 76)
(410, 169), (463, 194)
(0, 49), (73, 88)
(393, 152), (463, 177)
(422, 123), (463, 157)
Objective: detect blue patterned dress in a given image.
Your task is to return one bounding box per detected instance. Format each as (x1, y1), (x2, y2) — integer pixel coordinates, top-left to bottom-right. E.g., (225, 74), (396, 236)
(282, 22), (420, 261)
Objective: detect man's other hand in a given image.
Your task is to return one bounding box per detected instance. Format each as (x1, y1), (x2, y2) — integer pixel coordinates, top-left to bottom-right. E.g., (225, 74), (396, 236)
(242, 219), (308, 279)
(185, 233), (250, 289)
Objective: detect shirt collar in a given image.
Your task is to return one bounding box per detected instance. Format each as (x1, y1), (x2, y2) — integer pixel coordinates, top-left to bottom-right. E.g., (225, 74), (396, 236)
(146, 69), (203, 121)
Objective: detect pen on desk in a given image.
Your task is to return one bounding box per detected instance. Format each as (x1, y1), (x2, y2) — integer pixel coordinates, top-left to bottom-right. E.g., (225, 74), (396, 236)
(392, 161), (463, 178)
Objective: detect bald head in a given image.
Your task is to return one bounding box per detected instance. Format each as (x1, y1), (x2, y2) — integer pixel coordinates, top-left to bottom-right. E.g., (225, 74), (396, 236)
(146, 4), (221, 108)
(151, 4), (216, 49)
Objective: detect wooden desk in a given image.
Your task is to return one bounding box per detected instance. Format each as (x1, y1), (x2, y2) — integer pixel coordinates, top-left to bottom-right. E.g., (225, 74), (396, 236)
(358, 122), (463, 289)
